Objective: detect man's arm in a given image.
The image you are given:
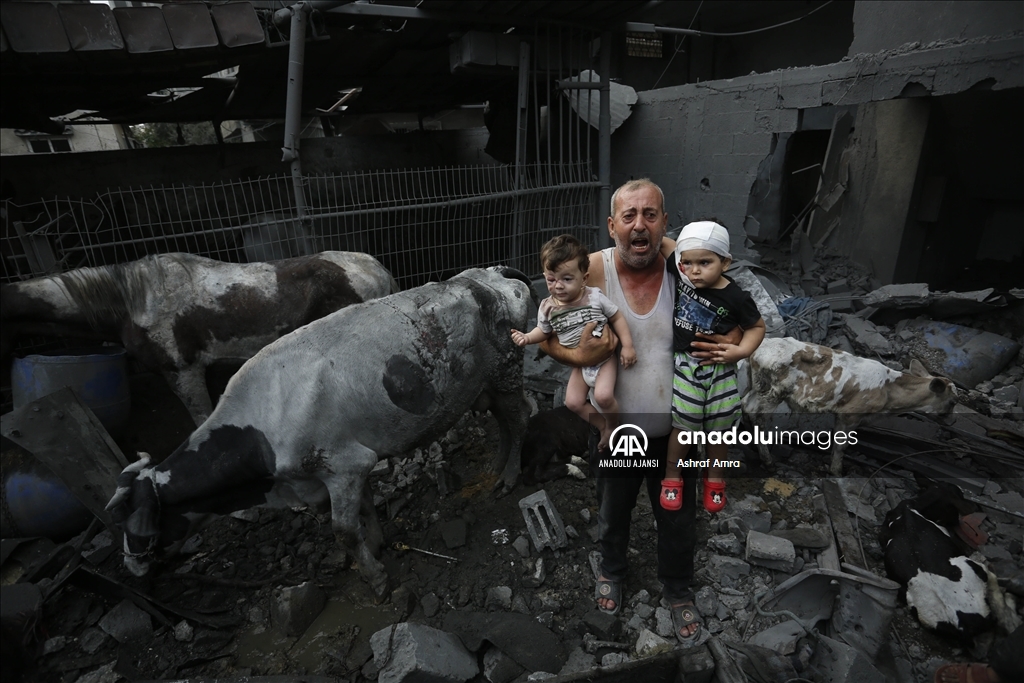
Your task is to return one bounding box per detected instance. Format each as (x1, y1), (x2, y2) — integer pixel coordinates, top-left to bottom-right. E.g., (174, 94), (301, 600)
(689, 326), (744, 366)
(539, 321), (618, 367)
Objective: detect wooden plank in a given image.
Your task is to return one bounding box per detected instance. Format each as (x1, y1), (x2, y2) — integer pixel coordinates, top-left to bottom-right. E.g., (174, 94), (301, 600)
(820, 479), (865, 569)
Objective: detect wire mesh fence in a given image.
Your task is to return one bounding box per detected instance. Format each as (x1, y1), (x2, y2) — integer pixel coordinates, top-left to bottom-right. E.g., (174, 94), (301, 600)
(1, 162), (600, 289)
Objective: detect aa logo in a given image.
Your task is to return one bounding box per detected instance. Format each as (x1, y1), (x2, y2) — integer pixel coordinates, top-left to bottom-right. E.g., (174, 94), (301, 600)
(609, 424), (648, 458)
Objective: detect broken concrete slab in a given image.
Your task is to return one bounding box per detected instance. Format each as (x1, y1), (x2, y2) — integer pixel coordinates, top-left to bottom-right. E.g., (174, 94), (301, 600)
(709, 555), (751, 588)
(582, 609), (622, 641)
(371, 622), (478, 683)
(768, 527), (830, 549)
(863, 282), (930, 308)
(633, 628), (673, 656)
(98, 598), (153, 643)
(843, 315), (895, 355)
(442, 611), (567, 675)
(271, 581), (326, 637)
(746, 530), (796, 572)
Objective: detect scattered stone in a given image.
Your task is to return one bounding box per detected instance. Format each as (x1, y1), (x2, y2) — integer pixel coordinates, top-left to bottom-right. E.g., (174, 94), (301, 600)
(527, 672), (556, 681)
(746, 530), (796, 572)
(718, 589), (748, 611)
(580, 508), (592, 523)
(768, 527), (830, 549)
(708, 534), (743, 556)
(442, 519), (468, 549)
(654, 607), (673, 638)
(601, 652), (629, 666)
(98, 599), (153, 644)
(173, 620), (194, 643)
(511, 594), (531, 615)
(73, 661), (119, 683)
(983, 481), (1002, 497)
(486, 586), (513, 611)
(625, 613), (644, 633)
(392, 585), (418, 621)
(536, 612), (554, 628)
(844, 316), (894, 355)
(695, 586), (719, 617)
(678, 646), (716, 683)
(565, 525), (579, 540)
(635, 603), (654, 620)
(371, 622), (479, 683)
(748, 619), (805, 655)
(709, 555), (751, 587)
(512, 535), (531, 558)
(731, 496), (772, 533)
(582, 610), (622, 641)
(634, 628), (673, 656)
(483, 645), (525, 683)
(558, 647), (596, 676)
(271, 581), (327, 637)
(421, 593), (441, 618)
(523, 558), (546, 589)
(79, 627), (107, 654)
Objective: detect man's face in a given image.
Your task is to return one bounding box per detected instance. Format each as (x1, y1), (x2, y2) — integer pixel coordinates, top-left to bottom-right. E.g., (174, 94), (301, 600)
(608, 186), (667, 270)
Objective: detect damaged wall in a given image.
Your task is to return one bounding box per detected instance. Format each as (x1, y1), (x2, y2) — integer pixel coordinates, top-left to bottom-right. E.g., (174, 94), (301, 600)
(611, 35), (1022, 279)
(849, 1), (1023, 56)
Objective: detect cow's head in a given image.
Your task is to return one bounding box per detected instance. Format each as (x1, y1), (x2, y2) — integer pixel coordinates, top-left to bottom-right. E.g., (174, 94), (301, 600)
(106, 454), (163, 576)
(907, 359), (959, 421)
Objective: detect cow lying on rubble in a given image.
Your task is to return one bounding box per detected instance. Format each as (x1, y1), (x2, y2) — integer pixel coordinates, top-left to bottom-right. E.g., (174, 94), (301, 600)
(881, 480), (1020, 642)
(105, 267), (533, 598)
(742, 336), (958, 475)
(1, 251), (396, 424)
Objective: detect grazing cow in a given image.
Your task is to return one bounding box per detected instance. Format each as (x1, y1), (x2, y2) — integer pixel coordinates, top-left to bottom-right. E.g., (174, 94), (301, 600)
(880, 481), (1020, 642)
(105, 267), (534, 598)
(520, 407), (590, 485)
(1, 251), (397, 424)
(742, 336), (958, 474)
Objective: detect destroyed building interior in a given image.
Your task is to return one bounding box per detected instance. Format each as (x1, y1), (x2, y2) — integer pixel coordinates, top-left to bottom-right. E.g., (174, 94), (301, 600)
(0, 2), (1022, 683)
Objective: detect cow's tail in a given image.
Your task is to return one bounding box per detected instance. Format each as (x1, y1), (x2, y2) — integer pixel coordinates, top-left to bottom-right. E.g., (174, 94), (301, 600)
(493, 266), (540, 306)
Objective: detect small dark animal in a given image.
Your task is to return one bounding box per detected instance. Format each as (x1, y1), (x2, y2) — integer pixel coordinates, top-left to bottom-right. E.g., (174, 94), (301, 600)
(880, 480), (1019, 642)
(105, 267), (534, 598)
(743, 336), (958, 474)
(520, 406), (590, 485)
(1, 251), (396, 424)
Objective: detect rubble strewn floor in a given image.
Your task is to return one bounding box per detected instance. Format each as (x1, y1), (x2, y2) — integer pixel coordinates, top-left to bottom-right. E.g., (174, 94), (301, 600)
(4, 242), (1022, 683)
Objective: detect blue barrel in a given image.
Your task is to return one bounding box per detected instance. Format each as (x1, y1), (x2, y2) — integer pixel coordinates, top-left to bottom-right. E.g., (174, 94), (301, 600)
(1, 447), (90, 540)
(11, 346), (131, 436)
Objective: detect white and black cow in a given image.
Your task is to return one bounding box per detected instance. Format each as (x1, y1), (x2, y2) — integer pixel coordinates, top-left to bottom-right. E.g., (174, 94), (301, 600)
(881, 481), (1020, 643)
(1, 251), (397, 424)
(742, 337), (958, 474)
(105, 267), (534, 598)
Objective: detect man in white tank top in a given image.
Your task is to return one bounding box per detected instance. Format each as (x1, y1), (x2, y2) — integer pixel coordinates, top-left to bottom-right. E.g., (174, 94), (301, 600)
(542, 179), (739, 644)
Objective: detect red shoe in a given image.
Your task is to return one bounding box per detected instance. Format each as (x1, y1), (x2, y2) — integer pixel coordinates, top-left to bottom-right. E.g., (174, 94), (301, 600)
(660, 479), (683, 511)
(703, 476), (726, 513)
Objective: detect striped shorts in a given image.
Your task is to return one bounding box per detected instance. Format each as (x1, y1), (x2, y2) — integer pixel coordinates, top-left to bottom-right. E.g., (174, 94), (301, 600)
(671, 352), (742, 432)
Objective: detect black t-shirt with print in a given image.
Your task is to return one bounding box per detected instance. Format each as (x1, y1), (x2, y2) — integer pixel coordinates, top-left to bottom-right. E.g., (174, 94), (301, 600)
(668, 261), (762, 354)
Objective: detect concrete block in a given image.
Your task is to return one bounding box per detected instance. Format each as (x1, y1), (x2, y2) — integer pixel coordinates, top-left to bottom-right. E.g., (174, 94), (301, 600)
(749, 532), (794, 573)
(98, 599), (153, 644)
(272, 581), (327, 637)
(371, 622), (479, 683)
(711, 153), (763, 175)
(678, 645), (716, 683)
(704, 92), (759, 114)
(754, 84), (782, 110)
(843, 317), (895, 356)
(699, 134), (734, 155)
(779, 81), (822, 108)
(708, 534), (743, 556)
(747, 619), (806, 655)
(776, 108), (799, 133)
(519, 490), (567, 551)
(709, 173), (756, 197)
(732, 495), (773, 533)
(634, 628), (673, 656)
(582, 609), (622, 641)
(486, 586), (513, 611)
(709, 555), (751, 587)
(512, 535), (531, 558)
(822, 75), (875, 106)
(558, 647), (597, 676)
(732, 132), (773, 156)
(654, 607), (673, 638)
(483, 645), (526, 683)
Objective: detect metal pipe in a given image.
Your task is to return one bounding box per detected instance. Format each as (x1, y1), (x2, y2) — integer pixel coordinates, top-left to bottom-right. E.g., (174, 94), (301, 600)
(598, 31), (611, 244)
(282, 2), (311, 220)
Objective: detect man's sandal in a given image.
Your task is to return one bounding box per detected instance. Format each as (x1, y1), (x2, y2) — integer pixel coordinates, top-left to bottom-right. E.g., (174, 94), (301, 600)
(669, 601), (708, 647)
(594, 578), (621, 616)
(934, 663), (997, 683)
(703, 475), (727, 513)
